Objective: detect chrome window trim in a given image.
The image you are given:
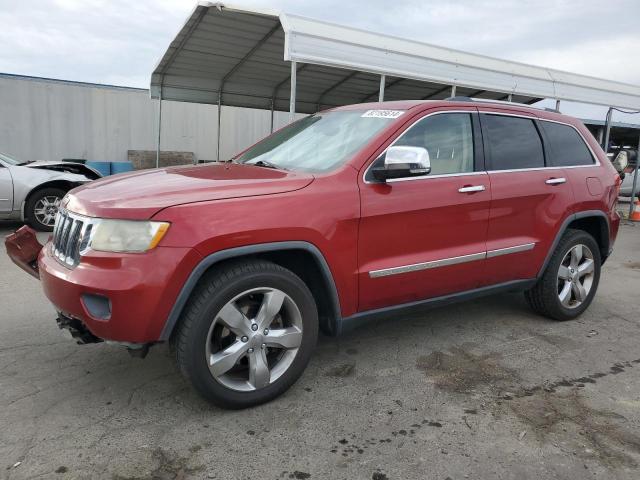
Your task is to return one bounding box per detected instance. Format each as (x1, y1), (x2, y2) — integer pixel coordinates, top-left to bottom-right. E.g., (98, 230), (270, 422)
(386, 171), (486, 183)
(368, 242), (537, 278)
(362, 109), (600, 185)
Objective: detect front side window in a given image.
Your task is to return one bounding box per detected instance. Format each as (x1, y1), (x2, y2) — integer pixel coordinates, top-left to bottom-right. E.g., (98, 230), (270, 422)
(366, 113), (474, 180)
(393, 113), (474, 175)
(234, 110), (400, 173)
(482, 115), (544, 170)
(540, 121), (594, 167)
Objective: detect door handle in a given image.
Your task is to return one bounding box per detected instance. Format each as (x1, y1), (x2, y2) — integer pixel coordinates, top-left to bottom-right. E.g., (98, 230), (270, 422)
(545, 177), (566, 185)
(458, 185), (486, 193)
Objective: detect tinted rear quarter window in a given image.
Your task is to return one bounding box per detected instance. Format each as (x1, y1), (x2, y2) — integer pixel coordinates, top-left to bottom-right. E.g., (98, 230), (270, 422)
(541, 121), (594, 166)
(482, 114), (545, 170)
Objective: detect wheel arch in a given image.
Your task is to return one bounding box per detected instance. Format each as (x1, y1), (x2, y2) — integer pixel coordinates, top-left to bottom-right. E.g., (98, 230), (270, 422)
(160, 241), (342, 341)
(537, 210), (610, 278)
(21, 180), (81, 221)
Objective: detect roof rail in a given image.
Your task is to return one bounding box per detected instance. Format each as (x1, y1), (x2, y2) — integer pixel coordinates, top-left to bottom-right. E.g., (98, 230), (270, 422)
(445, 96), (557, 112)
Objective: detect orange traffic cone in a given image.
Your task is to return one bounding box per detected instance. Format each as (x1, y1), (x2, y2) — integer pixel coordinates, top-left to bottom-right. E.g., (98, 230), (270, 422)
(630, 198), (640, 222)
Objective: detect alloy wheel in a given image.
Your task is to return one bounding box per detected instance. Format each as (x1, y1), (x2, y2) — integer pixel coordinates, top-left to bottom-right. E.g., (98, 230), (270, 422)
(205, 287), (303, 392)
(557, 244), (595, 309)
(33, 196), (61, 227)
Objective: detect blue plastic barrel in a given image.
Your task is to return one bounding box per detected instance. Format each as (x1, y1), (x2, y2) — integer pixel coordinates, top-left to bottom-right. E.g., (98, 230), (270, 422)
(110, 162), (134, 175)
(85, 161), (111, 177)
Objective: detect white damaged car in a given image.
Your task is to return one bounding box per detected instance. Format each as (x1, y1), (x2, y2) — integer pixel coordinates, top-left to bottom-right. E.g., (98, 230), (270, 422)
(0, 152), (101, 231)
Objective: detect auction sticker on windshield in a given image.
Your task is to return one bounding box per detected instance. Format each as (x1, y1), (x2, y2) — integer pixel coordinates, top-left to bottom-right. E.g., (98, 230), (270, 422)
(361, 110), (405, 119)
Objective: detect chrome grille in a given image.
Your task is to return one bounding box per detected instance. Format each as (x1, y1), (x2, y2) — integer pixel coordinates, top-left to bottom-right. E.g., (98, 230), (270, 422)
(52, 209), (91, 268)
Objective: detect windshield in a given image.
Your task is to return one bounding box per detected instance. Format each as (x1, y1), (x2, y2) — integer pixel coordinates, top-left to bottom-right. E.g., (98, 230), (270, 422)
(235, 110), (403, 173)
(0, 152), (22, 166)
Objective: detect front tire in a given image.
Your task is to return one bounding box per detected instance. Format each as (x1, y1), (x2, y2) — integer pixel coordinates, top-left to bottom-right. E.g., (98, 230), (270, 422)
(525, 229), (601, 321)
(26, 187), (65, 232)
(173, 259), (318, 409)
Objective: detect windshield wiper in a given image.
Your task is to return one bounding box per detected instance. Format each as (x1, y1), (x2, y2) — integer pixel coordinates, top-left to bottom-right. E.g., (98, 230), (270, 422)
(250, 160), (287, 170)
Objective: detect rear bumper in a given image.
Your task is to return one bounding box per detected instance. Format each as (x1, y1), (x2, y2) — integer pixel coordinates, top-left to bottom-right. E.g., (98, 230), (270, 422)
(38, 243), (202, 343)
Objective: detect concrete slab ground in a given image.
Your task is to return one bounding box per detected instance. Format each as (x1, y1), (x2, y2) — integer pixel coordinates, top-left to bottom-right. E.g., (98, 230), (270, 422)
(1, 221), (639, 480)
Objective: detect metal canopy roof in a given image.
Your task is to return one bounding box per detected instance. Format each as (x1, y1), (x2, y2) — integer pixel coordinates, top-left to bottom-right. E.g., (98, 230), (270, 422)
(151, 2), (640, 114)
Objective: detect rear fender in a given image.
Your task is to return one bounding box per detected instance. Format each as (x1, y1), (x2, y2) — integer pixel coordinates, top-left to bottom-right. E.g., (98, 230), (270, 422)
(537, 210), (610, 278)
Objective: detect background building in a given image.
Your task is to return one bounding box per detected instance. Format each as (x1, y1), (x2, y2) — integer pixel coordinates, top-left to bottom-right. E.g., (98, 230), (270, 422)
(0, 73), (297, 164)
(1, 72), (637, 167)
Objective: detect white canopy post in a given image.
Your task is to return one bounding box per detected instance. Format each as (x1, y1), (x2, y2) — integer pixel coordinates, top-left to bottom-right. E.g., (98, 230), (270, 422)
(289, 61), (297, 123)
(378, 75), (386, 102)
(270, 98), (275, 133)
(603, 107), (613, 150)
(156, 87), (162, 169)
(216, 91), (222, 161)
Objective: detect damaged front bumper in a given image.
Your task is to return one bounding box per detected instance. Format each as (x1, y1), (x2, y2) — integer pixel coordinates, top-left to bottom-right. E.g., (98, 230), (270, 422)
(56, 312), (150, 357)
(5, 226), (152, 357)
(5, 225), (43, 278)
(57, 312), (103, 344)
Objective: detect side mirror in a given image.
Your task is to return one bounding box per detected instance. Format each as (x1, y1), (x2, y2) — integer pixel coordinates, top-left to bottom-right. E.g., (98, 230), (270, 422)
(612, 150), (628, 174)
(372, 146), (431, 182)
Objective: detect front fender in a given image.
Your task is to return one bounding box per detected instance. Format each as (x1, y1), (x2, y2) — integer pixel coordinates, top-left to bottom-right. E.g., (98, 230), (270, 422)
(11, 165), (92, 213)
(157, 241), (342, 341)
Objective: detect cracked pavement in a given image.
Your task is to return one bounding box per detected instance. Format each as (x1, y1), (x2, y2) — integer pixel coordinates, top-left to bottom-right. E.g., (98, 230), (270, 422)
(1, 221), (639, 479)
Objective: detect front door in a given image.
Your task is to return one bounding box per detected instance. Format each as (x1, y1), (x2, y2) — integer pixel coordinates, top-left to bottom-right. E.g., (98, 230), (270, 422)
(357, 110), (491, 312)
(0, 165), (13, 213)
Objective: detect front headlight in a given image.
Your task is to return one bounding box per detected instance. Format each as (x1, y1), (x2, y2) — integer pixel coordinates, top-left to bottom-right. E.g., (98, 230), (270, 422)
(87, 219), (170, 253)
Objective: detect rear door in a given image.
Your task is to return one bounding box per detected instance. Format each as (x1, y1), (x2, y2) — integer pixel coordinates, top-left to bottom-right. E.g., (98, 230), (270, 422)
(0, 163), (13, 213)
(538, 120), (601, 213)
(480, 111), (574, 285)
(357, 109), (491, 312)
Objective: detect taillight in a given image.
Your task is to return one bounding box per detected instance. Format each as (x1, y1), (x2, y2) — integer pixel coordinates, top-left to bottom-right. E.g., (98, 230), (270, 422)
(613, 174), (621, 198)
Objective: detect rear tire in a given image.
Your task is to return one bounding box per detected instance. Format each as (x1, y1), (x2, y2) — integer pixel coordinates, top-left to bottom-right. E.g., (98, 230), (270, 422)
(525, 229), (601, 321)
(173, 259), (318, 409)
(26, 187), (65, 232)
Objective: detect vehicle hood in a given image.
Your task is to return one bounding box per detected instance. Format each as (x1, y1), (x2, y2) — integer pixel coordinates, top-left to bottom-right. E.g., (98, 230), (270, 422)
(26, 161), (102, 179)
(64, 163), (315, 219)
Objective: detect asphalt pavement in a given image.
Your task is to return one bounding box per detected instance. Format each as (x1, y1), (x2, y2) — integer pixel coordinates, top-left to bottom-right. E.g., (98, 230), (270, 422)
(1, 220), (639, 480)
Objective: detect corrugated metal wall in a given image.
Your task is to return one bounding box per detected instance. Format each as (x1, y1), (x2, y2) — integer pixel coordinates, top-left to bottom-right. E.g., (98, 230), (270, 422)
(0, 75), (298, 163)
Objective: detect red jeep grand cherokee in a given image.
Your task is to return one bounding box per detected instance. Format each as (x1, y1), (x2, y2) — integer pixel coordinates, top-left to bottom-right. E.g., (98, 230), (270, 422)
(7, 99), (620, 408)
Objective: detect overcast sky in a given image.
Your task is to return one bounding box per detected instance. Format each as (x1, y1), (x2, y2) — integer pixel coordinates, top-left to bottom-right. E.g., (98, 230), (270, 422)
(1, 0), (639, 122)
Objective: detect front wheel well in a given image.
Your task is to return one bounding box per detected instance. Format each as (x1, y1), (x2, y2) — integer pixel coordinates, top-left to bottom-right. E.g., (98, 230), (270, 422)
(254, 249), (337, 335)
(176, 247), (341, 338)
(23, 181), (78, 219)
(566, 215), (609, 262)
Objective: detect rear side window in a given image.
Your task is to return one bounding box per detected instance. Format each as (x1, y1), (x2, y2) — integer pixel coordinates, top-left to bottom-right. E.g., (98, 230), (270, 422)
(541, 121), (594, 166)
(482, 114), (544, 170)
